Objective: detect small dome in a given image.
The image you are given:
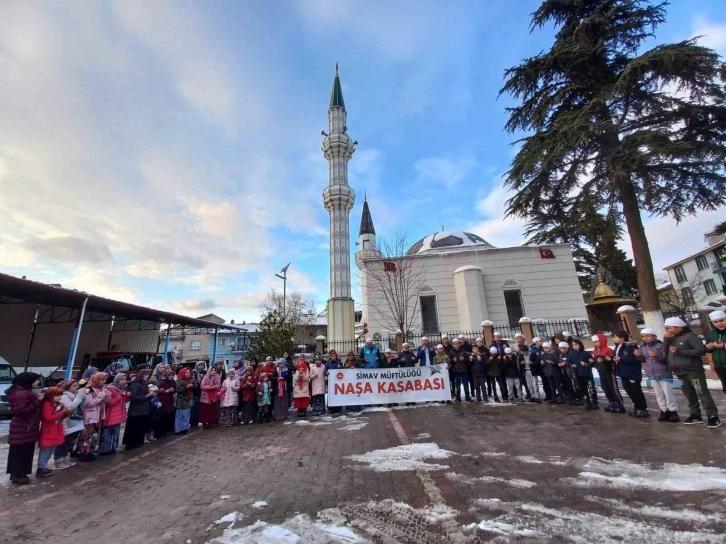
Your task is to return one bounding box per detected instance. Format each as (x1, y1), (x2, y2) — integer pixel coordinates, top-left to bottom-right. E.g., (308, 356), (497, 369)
(407, 231), (495, 255)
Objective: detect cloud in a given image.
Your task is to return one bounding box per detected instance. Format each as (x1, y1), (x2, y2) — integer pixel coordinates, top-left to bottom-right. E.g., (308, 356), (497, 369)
(465, 180), (528, 248)
(24, 235), (114, 265)
(693, 16), (726, 51)
(414, 155), (479, 189)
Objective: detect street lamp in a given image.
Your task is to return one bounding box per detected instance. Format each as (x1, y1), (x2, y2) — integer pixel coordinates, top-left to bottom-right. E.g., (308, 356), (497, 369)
(276, 262), (291, 320)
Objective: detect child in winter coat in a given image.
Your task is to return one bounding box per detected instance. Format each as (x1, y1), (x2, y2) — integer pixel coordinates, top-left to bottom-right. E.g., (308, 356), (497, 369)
(449, 339), (472, 402)
(219, 369), (241, 426)
(310, 357), (327, 416)
(637, 328), (677, 422)
(147, 384), (162, 441)
(502, 348), (521, 403)
(570, 339), (598, 409)
(591, 334), (624, 413)
(543, 343), (565, 404)
(55, 379), (85, 469)
(486, 347), (504, 402)
(78, 372), (109, 462)
(99, 373), (129, 455)
(517, 345), (540, 402)
(257, 372), (272, 423)
(613, 329), (649, 418)
(273, 360), (290, 421)
(175, 368), (194, 433)
(706, 310), (726, 395)
(38, 387), (71, 477)
(239, 367), (258, 424)
(470, 345), (487, 402)
(293, 360), (311, 417)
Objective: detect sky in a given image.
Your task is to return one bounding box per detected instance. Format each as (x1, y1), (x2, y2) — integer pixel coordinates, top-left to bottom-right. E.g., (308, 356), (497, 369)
(1, 0), (724, 323)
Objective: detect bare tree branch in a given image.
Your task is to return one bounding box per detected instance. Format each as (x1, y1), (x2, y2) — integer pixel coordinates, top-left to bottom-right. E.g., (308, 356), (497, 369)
(361, 231), (427, 333)
(656, 271), (707, 312)
(260, 290), (317, 339)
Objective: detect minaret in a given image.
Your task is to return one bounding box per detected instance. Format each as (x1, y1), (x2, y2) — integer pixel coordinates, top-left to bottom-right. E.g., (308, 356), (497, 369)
(322, 64), (356, 344)
(355, 195), (377, 334)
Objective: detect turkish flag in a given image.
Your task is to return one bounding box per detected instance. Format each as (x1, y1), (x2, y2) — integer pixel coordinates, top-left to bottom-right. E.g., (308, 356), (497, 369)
(540, 248), (556, 259)
(384, 261), (397, 272)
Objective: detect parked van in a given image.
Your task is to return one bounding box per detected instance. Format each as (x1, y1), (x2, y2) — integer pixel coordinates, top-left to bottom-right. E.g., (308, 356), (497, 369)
(0, 356), (18, 416)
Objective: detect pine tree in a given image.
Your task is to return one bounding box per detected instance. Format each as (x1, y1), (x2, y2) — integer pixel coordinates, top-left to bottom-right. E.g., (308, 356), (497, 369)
(246, 311), (295, 362)
(501, 0), (726, 332)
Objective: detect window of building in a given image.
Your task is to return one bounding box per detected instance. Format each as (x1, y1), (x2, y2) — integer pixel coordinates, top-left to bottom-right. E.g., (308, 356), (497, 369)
(681, 287), (695, 306)
(503, 289), (525, 327)
(695, 255), (709, 271)
(190, 340), (201, 350)
(704, 279), (718, 296)
(674, 266), (687, 283)
(218, 337), (227, 346)
(420, 295), (439, 334)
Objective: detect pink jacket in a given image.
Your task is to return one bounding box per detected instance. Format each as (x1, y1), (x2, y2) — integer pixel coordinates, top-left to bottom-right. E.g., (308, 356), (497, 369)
(82, 387), (108, 426)
(103, 386), (128, 427)
(293, 370), (310, 399)
(200, 374), (221, 404)
(310, 364), (326, 396)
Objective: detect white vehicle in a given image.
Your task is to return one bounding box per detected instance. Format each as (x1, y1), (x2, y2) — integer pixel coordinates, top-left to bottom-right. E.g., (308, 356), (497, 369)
(0, 356), (18, 417)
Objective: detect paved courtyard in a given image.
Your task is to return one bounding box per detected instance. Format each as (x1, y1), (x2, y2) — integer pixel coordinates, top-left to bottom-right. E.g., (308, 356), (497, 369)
(2, 388), (726, 544)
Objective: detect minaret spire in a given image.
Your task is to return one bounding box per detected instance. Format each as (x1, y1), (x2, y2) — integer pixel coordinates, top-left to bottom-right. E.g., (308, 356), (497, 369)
(322, 64), (356, 345)
(359, 198), (376, 237)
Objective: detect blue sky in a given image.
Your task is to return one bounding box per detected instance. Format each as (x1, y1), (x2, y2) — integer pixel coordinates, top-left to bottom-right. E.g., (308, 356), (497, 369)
(1, 0), (724, 323)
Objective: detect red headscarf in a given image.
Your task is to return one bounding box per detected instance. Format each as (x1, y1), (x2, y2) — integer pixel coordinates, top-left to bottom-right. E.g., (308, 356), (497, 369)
(178, 368), (191, 381)
(43, 386), (62, 402)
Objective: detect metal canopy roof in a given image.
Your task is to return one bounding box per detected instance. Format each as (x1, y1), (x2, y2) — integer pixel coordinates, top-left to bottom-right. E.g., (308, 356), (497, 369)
(0, 272), (223, 328)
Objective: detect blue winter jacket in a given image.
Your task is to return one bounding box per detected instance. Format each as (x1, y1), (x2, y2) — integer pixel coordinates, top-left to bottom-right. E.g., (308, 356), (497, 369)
(416, 345), (436, 367)
(613, 343), (642, 380)
(359, 345), (382, 368)
(568, 350), (594, 378)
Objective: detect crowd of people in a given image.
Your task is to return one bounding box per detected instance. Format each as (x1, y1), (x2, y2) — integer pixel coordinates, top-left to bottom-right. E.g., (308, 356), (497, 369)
(5, 310), (725, 485)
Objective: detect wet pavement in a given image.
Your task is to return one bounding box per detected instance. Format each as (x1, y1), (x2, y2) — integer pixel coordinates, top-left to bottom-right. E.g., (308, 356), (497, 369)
(1, 388), (726, 543)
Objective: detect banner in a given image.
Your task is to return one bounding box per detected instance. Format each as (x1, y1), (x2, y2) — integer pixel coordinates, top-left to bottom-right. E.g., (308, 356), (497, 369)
(327, 364), (451, 407)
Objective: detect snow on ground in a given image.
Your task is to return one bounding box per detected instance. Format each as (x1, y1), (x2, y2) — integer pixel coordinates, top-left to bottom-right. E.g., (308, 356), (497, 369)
(0, 419), (9, 438)
(220, 495), (231, 500)
(345, 442), (454, 472)
(514, 454), (570, 466)
(360, 403), (440, 413)
(563, 457), (726, 492)
(446, 472), (537, 488)
(294, 415), (369, 430)
(252, 501), (268, 509)
(338, 421), (368, 432)
(413, 432), (431, 439)
(215, 512), (240, 525)
(473, 498), (723, 543)
(583, 496), (726, 524)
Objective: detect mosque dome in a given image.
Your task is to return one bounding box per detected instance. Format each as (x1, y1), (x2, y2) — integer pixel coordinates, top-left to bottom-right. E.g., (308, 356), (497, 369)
(407, 231), (496, 255)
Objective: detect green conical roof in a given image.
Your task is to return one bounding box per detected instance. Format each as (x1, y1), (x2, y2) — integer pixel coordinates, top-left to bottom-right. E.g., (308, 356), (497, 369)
(329, 63), (345, 110)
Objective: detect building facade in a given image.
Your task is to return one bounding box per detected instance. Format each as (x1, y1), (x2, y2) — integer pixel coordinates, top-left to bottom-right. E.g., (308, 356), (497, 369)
(355, 204), (587, 336)
(663, 232), (726, 309)
(167, 314), (254, 364)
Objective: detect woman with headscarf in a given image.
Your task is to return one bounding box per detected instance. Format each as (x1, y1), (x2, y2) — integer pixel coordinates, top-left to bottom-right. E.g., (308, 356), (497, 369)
(343, 352), (362, 412)
(54, 379), (85, 469)
(156, 368), (177, 438)
(98, 373), (129, 455)
(199, 367), (221, 429)
(247, 357), (260, 378)
(239, 366), (258, 424)
(310, 356), (327, 416)
(175, 367), (194, 434)
(37, 387), (70, 477)
(123, 369), (153, 450)
(219, 369), (241, 426)
(104, 361), (124, 384)
(6, 372), (42, 485)
(260, 357), (278, 412)
(273, 359), (290, 421)
(190, 361), (206, 428)
(78, 372), (109, 462)
(293, 358), (311, 418)
(152, 362), (166, 382)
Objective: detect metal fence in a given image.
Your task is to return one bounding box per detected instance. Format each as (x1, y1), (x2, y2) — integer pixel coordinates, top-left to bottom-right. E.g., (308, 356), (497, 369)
(634, 309), (697, 325)
(530, 319), (592, 339)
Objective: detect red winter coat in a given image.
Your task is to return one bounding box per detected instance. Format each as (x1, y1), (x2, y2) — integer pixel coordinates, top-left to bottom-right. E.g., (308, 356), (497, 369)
(8, 387), (41, 446)
(103, 387), (128, 427)
(39, 401), (67, 448)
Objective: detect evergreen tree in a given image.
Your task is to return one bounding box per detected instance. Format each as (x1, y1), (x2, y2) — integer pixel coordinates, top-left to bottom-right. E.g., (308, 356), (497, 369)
(246, 311), (294, 362)
(501, 0), (726, 331)
(715, 221), (726, 236)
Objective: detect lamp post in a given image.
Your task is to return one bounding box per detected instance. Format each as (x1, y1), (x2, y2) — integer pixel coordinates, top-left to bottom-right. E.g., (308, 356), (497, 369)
(276, 262), (291, 321)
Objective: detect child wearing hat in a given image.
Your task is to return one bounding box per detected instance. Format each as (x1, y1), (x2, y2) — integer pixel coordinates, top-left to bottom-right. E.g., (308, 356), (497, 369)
(663, 317), (719, 427)
(636, 328), (676, 422)
(544, 342), (565, 404)
(706, 310), (726, 395)
(470, 344), (488, 402)
(517, 344), (540, 402)
(591, 334), (624, 413)
(486, 347), (505, 402)
(502, 347), (521, 403)
(612, 330), (649, 418)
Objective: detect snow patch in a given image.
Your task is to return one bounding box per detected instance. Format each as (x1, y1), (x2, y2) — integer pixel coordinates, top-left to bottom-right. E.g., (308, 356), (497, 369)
(215, 512), (239, 525)
(220, 495), (231, 500)
(339, 421), (368, 432)
(514, 454), (570, 466)
(413, 432), (431, 439)
(252, 500), (268, 508)
(479, 451), (507, 458)
(583, 496), (726, 524)
(346, 442), (454, 472)
(446, 472), (536, 488)
(564, 458), (726, 492)
(473, 499), (720, 543)
(361, 403), (439, 413)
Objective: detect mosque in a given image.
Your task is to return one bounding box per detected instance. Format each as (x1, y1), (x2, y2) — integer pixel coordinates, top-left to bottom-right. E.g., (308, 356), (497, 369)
(321, 66), (586, 340)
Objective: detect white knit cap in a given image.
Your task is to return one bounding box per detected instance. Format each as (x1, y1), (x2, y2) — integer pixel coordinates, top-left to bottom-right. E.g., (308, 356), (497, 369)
(591, 335), (600, 342)
(453, 338), (460, 344)
(542, 342), (551, 348)
(641, 328), (657, 336)
(558, 341), (570, 349)
(504, 347), (513, 354)
(533, 337), (541, 343)
(436, 344), (444, 349)
(402, 342), (410, 347)
(365, 338), (373, 342)
(664, 317), (687, 328)
(515, 333), (524, 339)
(562, 331), (572, 337)
(442, 334), (449, 339)
(421, 336), (428, 341)
(489, 347), (498, 354)
(709, 310), (726, 321)
(458, 334), (466, 339)
(475, 338), (483, 343)
(493, 331), (501, 336)
(385, 348), (393, 354)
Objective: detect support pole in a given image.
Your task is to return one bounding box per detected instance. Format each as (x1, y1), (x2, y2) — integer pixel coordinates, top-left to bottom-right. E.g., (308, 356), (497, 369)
(162, 324), (171, 365)
(107, 316), (115, 351)
(65, 297), (89, 380)
(23, 305), (39, 372)
(210, 327), (219, 367)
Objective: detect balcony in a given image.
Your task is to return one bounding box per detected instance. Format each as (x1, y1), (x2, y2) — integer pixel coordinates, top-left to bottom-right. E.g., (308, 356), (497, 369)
(712, 261), (726, 274)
